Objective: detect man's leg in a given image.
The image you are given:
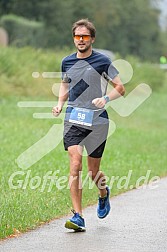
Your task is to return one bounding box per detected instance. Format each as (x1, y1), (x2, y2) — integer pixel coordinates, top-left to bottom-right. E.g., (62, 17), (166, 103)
(87, 156), (107, 197)
(87, 155), (111, 219)
(68, 145), (83, 215)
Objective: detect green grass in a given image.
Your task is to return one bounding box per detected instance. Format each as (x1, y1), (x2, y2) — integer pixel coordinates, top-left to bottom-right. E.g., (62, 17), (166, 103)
(1, 91), (167, 239)
(0, 46), (73, 97)
(0, 47), (166, 97)
(0, 47), (167, 239)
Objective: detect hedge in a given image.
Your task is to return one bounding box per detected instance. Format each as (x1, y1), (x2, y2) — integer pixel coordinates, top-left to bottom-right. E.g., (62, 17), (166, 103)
(0, 14), (44, 47)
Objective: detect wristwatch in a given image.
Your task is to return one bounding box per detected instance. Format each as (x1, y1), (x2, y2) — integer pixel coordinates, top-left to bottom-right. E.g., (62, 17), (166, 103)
(103, 95), (110, 104)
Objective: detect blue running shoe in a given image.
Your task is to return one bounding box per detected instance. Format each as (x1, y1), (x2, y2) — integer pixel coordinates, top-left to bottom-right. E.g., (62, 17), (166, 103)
(97, 186), (111, 219)
(65, 210), (86, 232)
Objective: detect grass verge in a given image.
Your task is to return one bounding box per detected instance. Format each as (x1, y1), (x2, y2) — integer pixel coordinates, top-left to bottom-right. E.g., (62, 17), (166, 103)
(0, 91), (167, 239)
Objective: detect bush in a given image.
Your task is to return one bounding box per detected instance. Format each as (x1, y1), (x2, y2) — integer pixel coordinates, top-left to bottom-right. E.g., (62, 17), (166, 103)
(0, 14), (44, 47)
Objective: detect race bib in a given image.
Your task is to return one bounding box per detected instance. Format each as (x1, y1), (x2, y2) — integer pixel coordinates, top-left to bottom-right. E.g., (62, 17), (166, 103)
(69, 107), (94, 126)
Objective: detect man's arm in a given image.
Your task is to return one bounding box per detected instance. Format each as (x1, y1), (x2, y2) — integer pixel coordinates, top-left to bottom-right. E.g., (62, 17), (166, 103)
(52, 81), (69, 116)
(92, 75), (125, 108)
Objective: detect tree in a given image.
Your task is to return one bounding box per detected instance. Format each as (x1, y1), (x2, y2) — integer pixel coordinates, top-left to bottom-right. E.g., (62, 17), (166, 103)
(0, 0), (164, 61)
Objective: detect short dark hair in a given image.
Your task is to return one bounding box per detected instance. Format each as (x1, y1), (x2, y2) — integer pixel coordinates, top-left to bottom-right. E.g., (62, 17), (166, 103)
(72, 19), (96, 38)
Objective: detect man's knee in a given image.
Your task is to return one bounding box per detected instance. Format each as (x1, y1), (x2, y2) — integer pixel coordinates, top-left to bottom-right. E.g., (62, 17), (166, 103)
(88, 169), (101, 181)
(70, 160), (82, 176)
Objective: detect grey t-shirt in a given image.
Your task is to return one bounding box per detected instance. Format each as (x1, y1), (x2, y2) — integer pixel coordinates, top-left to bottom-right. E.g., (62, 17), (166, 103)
(61, 50), (119, 125)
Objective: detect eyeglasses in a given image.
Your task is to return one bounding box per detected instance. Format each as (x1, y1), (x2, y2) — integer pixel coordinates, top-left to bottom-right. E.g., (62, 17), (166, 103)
(74, 34), (91, 41)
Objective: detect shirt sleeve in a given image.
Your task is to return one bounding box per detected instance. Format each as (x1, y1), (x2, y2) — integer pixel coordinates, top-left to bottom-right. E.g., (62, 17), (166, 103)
(61, 59), (70, 83)
(107, 63), (119, 80)
(103, 57), (119, 81)
(61, 60), (66, 81)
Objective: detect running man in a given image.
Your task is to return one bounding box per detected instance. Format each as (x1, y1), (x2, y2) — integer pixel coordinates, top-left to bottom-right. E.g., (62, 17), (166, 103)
(52, 19), (125, 231)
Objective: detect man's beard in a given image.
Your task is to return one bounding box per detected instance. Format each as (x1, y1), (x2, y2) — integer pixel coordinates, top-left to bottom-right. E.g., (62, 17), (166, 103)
(77, 44), (91, 53)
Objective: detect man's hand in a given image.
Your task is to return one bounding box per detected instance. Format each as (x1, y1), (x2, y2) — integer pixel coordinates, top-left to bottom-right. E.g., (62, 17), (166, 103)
(92, 97), (106, 108)
(52, 106), (62, 117)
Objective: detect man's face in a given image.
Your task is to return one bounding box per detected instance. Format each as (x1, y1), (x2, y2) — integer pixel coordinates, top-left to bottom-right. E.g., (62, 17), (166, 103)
(73, 26), (95, 53)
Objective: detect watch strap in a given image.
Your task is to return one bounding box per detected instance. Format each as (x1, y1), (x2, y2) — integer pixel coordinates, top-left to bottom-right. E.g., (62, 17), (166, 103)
(103, 95), (110, 104)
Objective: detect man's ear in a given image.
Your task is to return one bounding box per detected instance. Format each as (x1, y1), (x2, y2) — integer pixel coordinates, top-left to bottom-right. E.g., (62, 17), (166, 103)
(91, 37), (95, 44)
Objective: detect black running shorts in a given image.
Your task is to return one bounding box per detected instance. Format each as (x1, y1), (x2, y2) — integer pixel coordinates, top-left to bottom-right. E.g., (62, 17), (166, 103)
(63, 121), (109, 158)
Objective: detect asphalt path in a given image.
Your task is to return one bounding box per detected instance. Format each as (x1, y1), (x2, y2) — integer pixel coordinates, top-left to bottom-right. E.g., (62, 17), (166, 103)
(0, 177), (167, 252)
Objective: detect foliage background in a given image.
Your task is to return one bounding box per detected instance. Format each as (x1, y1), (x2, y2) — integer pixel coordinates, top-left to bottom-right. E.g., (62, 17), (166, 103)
(0, 0), (167, 61)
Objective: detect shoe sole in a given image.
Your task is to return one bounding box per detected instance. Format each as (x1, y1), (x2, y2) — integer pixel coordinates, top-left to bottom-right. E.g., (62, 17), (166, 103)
(65, 220), (86, 232)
